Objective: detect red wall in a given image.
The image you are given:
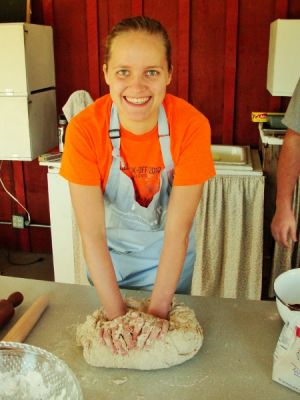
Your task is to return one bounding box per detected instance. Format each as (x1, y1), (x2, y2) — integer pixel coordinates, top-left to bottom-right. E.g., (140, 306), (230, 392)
(1, 0), (300, 252)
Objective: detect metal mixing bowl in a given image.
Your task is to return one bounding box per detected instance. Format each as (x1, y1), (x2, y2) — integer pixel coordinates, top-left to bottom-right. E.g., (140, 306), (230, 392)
(0, 341), (83, 400)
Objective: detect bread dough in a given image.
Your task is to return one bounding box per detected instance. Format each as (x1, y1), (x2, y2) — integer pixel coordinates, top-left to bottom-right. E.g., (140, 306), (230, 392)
(76, 297), (204, 370)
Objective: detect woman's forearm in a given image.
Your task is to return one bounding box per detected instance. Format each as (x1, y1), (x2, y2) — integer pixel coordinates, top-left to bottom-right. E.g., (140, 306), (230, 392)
(81, 235), (126, 320)
(148, 232), (189, 318)
(148, 185), (203, 319)
(69, 183), (126, 320)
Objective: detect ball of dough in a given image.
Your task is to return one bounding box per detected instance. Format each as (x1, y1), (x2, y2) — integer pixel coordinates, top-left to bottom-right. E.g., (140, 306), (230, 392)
(76, 298), (204, 370)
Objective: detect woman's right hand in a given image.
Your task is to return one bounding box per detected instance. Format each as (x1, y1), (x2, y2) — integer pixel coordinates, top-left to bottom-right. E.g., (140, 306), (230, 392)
(99, 310), (169, 355)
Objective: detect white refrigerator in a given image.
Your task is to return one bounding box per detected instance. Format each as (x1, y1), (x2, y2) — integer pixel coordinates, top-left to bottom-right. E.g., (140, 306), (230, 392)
(0, 23), (57, 161)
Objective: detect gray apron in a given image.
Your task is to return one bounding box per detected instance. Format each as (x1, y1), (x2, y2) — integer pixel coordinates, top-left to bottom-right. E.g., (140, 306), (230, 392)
(102, 103), (195, 293)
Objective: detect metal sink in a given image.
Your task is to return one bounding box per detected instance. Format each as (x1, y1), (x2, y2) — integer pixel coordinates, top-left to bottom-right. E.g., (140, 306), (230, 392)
(211, 145), (253, 171)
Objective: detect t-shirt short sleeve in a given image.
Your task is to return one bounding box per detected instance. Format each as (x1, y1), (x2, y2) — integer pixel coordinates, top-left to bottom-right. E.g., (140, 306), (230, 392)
(59, 96), (113, 189)
(282, 77), (300, 134)
(60, 115), (102, 186)
(165, 95), (215, 186)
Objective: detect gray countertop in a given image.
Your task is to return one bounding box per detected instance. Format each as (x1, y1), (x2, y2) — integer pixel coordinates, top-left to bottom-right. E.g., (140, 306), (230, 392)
(0, 276), (297, 400)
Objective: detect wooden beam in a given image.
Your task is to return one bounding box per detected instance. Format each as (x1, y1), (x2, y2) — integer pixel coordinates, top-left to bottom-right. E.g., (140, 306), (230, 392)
(42, 0), (54, 25)
(177, 0), (190, 100)
(275, 0), (289, 17)
(222, 0), (238, 144)
(26, 0), (31, 22)
(98, 0), (109, 96)
(131, 0), (143, 15)
(86, 0), (100, 99)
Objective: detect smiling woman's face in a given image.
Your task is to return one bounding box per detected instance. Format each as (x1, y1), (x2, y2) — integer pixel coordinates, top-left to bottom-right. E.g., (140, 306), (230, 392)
(103, 31), (172, 134)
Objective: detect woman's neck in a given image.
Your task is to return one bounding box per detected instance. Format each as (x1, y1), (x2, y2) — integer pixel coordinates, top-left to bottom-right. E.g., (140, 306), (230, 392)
(118, 111), (159, 135)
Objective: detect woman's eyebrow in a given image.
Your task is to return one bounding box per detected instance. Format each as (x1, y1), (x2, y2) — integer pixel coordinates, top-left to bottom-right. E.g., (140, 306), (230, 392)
(112, 65), (131, 69)
(146, 65), (163, 69)
(112, 65), (164, 70)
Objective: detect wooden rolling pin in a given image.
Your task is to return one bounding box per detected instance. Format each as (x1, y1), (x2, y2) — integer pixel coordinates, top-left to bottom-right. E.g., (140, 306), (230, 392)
(2, 295), (49, 342)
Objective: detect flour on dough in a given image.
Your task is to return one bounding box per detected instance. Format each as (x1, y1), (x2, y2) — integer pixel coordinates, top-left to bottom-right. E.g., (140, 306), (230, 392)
(76, 298), (204, 370)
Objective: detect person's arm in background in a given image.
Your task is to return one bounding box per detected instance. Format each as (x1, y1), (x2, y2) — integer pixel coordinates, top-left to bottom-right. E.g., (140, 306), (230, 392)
(271, 129), (300, 247)
(148, 184), (203, 319)
(69, 183), (126, 319)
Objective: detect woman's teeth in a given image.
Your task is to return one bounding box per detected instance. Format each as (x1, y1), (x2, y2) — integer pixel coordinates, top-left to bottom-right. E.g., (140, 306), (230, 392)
(125, 96), (150, 104)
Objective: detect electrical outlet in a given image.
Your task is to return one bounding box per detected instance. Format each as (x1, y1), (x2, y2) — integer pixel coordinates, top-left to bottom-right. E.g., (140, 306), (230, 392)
(12, 215), (25, 229)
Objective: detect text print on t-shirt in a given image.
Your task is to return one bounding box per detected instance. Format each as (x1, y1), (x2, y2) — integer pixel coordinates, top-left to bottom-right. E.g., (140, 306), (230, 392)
(121, 164), (162, 207)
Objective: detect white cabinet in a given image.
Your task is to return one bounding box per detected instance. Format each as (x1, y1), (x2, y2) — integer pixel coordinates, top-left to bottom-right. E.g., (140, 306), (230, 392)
(47, 167), (88, 285)
(267, 19), (300, 96)
(0, 23), (55, 94)
(0, 23), (57, 161)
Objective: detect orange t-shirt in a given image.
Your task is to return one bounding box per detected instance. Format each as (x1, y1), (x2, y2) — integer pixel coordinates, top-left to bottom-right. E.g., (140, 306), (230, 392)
(60, 94), (215, 207)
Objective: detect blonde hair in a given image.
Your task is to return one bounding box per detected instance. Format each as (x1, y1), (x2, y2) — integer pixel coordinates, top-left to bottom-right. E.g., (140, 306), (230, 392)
(105, 16), (172, 71)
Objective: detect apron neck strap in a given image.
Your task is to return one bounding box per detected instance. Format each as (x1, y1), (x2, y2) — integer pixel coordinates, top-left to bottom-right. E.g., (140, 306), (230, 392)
(108, 103), (173, 168)
(109, 103), (120, 149)
(157, 105), (172, 169)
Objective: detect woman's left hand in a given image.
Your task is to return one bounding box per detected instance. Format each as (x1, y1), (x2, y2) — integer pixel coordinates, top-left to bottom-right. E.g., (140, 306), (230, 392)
(134, 316), (169, 349)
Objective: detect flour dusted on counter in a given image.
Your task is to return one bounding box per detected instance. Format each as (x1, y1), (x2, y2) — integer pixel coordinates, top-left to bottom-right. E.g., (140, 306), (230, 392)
(76, 297), (204, 370)
(0, 370), (67, 400)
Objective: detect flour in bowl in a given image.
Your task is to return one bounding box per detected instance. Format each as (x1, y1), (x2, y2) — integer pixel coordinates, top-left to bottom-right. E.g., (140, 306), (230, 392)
(0, 370), (67, 400)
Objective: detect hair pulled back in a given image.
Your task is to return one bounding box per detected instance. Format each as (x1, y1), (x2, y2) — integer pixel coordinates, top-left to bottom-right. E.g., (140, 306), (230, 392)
(104, 16), (172, 71)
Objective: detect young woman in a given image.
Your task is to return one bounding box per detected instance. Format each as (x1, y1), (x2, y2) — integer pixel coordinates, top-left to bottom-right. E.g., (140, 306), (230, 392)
(60, 16), (215, 353)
